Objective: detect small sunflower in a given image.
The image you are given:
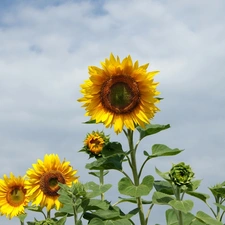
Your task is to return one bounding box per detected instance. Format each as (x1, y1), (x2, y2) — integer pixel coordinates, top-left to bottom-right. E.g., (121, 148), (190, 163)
(25, 154), (78, 211)
(78, 53), (160, 134)
(0, 172), (29, 219)
(81, 131), (109, 157)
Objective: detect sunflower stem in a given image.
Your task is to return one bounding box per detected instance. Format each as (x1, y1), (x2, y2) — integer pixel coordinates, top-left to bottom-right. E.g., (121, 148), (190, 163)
(127, 129), (146, 225)
(175, 187), (183, 225)
(73, 204), (78, 225)
(99, 169), (104, 201)
(47, 210), (51, 219)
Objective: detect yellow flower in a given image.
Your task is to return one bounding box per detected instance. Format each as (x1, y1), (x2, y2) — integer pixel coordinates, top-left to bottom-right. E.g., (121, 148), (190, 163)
(0, 172), (29, 219)
(82, 131), (109, 157)
(78, 53), (160, 134)
(25, 154), (78, 211)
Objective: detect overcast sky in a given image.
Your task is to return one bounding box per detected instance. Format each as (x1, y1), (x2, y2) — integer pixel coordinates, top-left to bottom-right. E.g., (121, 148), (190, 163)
(1, 0), (225, 224)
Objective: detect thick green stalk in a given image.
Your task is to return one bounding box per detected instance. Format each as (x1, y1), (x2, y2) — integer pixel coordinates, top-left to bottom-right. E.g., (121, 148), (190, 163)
(73, 199), (78, 224)
(175, 187), (183, 225)
(127, 129), (146, 225)
(100, 169), (104, 201)
(47, 210), (51, 219)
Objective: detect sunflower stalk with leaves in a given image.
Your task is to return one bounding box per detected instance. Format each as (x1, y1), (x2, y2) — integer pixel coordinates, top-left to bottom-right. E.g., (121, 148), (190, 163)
(1, 54), (225, 225)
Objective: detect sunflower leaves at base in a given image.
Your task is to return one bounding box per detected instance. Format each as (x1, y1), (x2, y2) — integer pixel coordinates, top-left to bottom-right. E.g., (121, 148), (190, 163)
(84, 205), (138, 225)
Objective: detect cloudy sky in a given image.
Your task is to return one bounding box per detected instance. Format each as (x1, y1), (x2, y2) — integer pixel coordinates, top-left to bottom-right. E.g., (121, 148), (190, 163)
(0, 0), (225, 224)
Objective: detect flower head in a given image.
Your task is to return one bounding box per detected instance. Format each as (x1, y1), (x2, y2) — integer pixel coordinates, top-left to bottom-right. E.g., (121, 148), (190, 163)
(0, 172), (29, 219)
(81, 131), (110, 158)
(78, 53), (160, 134)
(25, 154), (78, 211)
(169, 162), (194, 186)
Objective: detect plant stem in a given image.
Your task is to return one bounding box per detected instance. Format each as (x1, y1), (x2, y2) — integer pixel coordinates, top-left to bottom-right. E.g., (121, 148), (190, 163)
(73, 205), (78, 224)
(47, 210), (51, 219)
(127, 129), (146, 225)
(100, 169), (104, 201)
(176, 187), (183, 225)
(145, 204), (154, 224)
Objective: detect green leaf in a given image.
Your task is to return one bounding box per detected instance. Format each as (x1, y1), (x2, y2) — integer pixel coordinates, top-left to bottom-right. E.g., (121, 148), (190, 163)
(186, 191), (210, 203)
(55, 215), (67, 225)
(104, 219), (132, 225)
(118, 197), (152, 204)
(89, 218), (105, 225)
(155, 167), (171, 181)
(57, 203), (75, 214)
(214, 203), (225, 211)
(166, 209), (205, 225)
(17, 213), (27, 223)
(89, 171), (109, 178)
(137, 124), (170, 140)
(26, 205), (43, 213)
(169, 200), (194, 214)
(209, 187), (225, 198)
(187, 179), (202, 191)
(82, 199), (109, 211)
(123, 208), (139, 219)
(102, 142), (126, 157)
(58, 193), (73, 204)
(85, 182), (112, 198)
(154, 180), (174, 195)
(152, 191), (174, 205)
(118, 175), (154, 197)
(92, 209), (120, 220)
(151, 144), (183, 157)
(195, 211), (223, 225)
(86, 155), (124, 170)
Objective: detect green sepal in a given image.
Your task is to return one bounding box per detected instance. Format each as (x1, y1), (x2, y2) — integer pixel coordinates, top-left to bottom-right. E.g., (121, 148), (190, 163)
(83, 119), (97, 124)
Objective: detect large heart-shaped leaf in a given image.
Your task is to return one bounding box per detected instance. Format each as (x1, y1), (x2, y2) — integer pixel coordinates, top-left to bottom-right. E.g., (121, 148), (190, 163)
(118, 175), (154, 197)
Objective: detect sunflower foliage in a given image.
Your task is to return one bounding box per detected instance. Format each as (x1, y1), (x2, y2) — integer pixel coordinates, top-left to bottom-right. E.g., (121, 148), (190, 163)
(1, 54), (225, 225)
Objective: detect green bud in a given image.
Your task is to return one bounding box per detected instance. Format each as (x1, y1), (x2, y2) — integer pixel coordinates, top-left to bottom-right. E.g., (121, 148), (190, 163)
(169, 162), (194, 186)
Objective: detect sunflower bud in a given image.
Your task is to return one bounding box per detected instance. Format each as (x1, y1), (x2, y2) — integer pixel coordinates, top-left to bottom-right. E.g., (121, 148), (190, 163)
(169, 162), (194, 186)
(81, 131), (110, 158)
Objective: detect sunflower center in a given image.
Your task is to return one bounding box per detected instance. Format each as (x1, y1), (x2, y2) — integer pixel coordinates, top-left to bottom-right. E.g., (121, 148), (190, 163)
(40, 171), (66, 196)
(6, 186), (26, 207)
(101, 75), (140, 114)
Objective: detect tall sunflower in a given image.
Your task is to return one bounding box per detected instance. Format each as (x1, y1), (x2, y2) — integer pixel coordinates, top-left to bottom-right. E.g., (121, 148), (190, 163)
(25, 154), (78, 211)
(78, 53), (160, 134)
(0, 172), (29, 219)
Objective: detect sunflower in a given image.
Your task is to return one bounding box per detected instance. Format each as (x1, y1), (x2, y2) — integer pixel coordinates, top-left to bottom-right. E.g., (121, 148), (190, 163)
(81, 131), (110, 157)
(0, 172), (29, 219)
(78, 53), (160, 134)
(25, 154), (78, 211)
